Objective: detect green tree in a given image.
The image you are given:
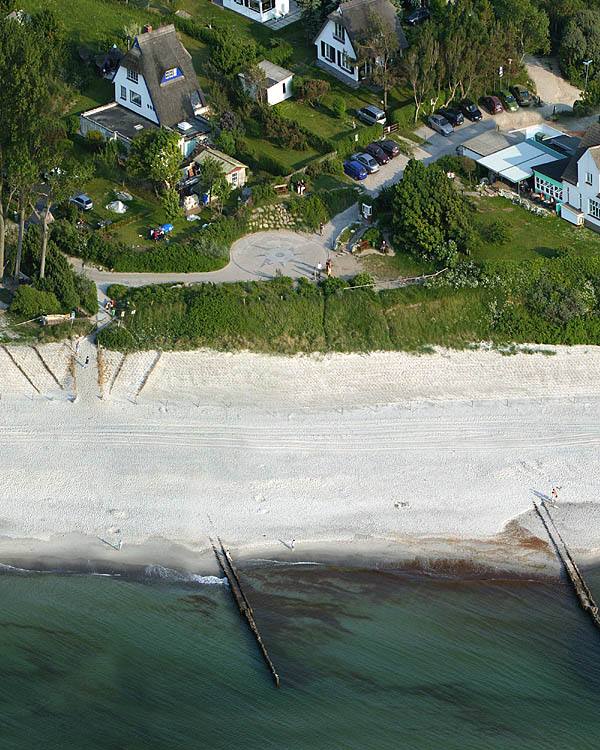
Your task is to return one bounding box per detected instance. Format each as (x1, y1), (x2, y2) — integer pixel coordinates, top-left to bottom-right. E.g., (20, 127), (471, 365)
(402, 25), (439, 121)
(128, 129), (182, 194)
(242, 63), (269, 104)
(198, 156), (225, 203)
(161, 186), (182, 223)
(213, 177), (231, 215)
(332, 96), (346, 119)
(391, 159), (475, 262)
(355, 8), (401, 110)
(493, 0), (550, 60)
(212, 31), (259, 76)
(298, 79), (330, 106)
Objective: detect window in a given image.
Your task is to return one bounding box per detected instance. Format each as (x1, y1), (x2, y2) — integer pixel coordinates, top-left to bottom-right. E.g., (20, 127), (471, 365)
(321, 41), (335, 62)
(120, 86), (126, 101)
(282, 82), (286, 95)
(338, 50), (354, 73)
(231, 171), (238, 186)
(334, 22), (344, 41)
(589, 197), (600, 220)
(262, 0), (275, 10)
(534, 175), (562, 201)
(126, 68), (138, 83)
(586, 172), (594, 185)
(130, 91), (142, 107)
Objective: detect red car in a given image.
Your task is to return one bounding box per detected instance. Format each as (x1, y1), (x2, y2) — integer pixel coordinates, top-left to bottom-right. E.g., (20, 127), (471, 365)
(482, 95), (503, 115)
(365, 142), (390, 165)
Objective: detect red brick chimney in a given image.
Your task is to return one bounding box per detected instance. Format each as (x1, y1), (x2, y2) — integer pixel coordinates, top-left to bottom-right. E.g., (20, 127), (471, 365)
(143, 24), (152, 34)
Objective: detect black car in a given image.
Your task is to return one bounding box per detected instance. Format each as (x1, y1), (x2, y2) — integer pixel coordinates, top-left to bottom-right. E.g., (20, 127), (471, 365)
(364, 142), (390, 165)
(406, 7), (430, 25)
(459, 98), (482, 121)
(379, 139), (400, 158)
(436, 107), (464, 126)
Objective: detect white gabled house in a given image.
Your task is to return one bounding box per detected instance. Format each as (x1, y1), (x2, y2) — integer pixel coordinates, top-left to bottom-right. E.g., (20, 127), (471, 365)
(314, 0), (408, 87)
(80, 24), (211, 156)
(239, 60), (293, 106)
(555, 123), (600, 230)
(222, 0), (288, 24)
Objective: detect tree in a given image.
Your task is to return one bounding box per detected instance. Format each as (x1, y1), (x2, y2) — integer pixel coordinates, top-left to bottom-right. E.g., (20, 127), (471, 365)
(128, 129), (182, 194)
(31, 154), (92, 278)
(402, 25), (439, 121)
(493, 0), (550, 60)
(213, 177), (231, 215)
(242, 63), (269, 104)
(332, 95), (346, 119)
(355, 8), (401, 110)
(391, 159), (475, 262)
(298, 79), (330, 106)
(211, 31), (259, 76)
(198, 156), (225, 203)
(161, 186), (182, 223)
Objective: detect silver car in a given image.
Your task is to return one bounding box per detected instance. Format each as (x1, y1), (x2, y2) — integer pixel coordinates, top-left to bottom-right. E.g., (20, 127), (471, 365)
(351, 152), (380, 174)
(427, 114), (454, 137)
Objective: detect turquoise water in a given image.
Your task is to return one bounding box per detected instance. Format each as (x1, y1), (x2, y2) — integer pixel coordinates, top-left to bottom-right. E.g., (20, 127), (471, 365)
(2, 563), (600, 749)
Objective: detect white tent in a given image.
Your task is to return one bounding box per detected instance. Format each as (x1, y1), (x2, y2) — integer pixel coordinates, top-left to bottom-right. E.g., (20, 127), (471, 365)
(106, 200), (127, 214)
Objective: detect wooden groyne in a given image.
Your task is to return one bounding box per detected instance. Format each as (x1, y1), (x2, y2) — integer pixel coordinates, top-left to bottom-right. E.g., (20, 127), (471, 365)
(211, 538), (280, 687)
(534, 500), (600, 629)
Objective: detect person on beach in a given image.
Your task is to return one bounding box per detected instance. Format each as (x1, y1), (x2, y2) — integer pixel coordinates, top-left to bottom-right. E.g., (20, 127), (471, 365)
(85, 355), (89, 367)
(291, 539), (295, 550)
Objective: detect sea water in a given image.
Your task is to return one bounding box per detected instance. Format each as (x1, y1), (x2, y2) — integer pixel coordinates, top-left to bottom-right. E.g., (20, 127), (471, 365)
(1, 562), (600, 749)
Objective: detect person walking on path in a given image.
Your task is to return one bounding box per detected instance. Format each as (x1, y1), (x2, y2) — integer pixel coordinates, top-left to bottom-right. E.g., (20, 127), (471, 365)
(317, 261), (323, 279)
(319, 222), (324, 236)
(326, 259), (332, 277)
(84, 355), (90, 367)
(291, 539), (295, 550)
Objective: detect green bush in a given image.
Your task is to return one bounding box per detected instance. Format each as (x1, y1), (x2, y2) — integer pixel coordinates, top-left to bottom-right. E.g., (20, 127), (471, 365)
(332, 96), (346, 119)
(97, 324), (135, 351)
(336, 123), (384, 158)
(319, 276), (349, 295)
(9, 286), (61, 318)
(107, 284), (128, 301)
(85, 129), (105, 153)
(350, 273), (375, 287)
(391, 105), (416, 129)
(263, 39), (293, 67)
(485, 220), (511, 245)
(322, 155), (344, 175)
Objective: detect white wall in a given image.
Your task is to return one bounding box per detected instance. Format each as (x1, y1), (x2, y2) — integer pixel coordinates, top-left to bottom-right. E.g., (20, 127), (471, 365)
(576, 149), (600, 228)
(113, 66), (159, 125)
(266, 76), (293, 106)
(314, 19), (359, 84)
(222, 0), (288, 23)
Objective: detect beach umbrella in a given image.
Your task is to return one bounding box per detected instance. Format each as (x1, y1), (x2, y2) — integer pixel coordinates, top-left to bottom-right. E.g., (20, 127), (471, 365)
(160, 223), (174, 232)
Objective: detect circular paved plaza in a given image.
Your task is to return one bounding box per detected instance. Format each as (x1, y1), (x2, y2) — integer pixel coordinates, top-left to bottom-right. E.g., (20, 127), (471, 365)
(230, 231), (329, 280)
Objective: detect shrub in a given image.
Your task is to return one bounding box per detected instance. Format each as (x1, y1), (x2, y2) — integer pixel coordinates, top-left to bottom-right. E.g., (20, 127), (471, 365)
(332, 96), (346, 119)
(107, 284), (128, 301)
(322, 155), (344, 175)
(65, 114), (81, 138)
(319, 276), (349, 295)
(251, 182), (276, 205)
(256, 154), (286, 176)
(161, 186), (183, 223)
(298, 79), (330, 106)
(391, 105), (416, 128)
(485, 220), (511, 245)
(336, 123), (384, 158)
(85, 129), (105, 153)
(214, 129), (236, 155)
(350, 273), (375, 287)
(264, 39), (293, 67)
(97, 324), (135, 351)
(9, 286), (61, 318)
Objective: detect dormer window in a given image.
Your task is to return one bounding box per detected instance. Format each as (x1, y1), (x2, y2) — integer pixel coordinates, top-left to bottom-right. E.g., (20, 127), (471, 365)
(334, 21), (344, 41)
(164, 68), (178, 81)
(127, 68), (138, 83)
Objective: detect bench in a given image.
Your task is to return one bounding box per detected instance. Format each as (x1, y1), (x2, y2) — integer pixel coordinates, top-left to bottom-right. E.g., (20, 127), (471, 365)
(273, 183), (289, 196)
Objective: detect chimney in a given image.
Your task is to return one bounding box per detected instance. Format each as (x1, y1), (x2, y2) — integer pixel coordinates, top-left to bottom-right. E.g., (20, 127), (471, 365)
(143, 24), (152, 34)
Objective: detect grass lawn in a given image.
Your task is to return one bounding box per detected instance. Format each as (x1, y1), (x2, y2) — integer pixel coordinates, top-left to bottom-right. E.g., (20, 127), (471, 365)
(67, 78), (114, 116)
(471, 196), (600, 262)
(81, 177), (212, 248)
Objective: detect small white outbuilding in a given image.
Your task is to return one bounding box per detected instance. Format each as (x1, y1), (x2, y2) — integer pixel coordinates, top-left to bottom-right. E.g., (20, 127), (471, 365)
(239, 60), (294, 107)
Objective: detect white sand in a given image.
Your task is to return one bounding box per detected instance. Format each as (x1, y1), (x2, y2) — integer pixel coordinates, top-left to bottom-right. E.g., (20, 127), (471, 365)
(2, 343), (600, 575)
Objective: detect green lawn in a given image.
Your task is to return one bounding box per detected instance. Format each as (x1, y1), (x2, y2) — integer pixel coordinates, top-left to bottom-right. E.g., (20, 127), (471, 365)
(80, 177), (212, 248)
(471, 196), (600, 262)
(67, 77), (114, 116)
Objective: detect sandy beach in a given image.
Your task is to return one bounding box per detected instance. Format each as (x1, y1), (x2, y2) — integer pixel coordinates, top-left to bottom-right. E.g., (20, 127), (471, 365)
(1, 342), (600, 576)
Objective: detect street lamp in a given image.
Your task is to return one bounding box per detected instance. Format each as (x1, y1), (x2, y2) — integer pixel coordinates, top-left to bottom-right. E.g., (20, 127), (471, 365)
(584, 59), (593, 96)
(507, 58), (512, 88)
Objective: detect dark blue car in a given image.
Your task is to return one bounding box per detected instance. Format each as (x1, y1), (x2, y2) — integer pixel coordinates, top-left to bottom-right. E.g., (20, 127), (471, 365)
(344, 160), (368, 181)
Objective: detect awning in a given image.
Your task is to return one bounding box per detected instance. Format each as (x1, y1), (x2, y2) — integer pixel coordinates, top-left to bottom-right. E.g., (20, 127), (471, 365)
(478, 142), (560, 184)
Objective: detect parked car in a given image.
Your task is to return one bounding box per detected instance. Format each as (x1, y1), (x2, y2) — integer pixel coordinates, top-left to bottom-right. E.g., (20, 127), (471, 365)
(406, 7), (430, 24)
(459, 99), (482, 121)
(351, 152), (380, 173)
(380, 139), (401, 158)
(69, 194), (93, 211)
(343, 160), (368, 181)
(436, 107), (464, 126)
(509, 85), (531, 107)
(427, 113), (454, 136)
(356, 104), (387, 126)
(481, 95), (503, 114)
(364, 142), (390, 164)
(498, 89), (519, 112)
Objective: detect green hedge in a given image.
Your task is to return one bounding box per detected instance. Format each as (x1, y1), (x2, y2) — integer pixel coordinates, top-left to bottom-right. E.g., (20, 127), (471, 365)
(335, 123), (384, 159)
